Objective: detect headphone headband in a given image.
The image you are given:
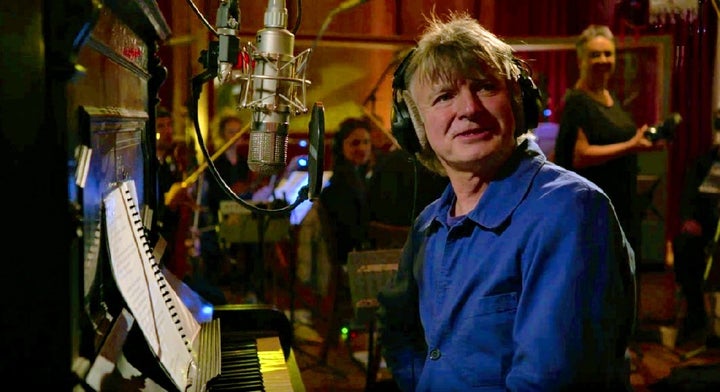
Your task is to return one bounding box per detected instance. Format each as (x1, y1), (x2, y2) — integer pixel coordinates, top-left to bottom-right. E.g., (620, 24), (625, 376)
(392, 48), (415, 91)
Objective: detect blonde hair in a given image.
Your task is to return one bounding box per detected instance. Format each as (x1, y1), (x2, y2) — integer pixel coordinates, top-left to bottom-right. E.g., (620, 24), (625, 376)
(575, 24), (614, 58)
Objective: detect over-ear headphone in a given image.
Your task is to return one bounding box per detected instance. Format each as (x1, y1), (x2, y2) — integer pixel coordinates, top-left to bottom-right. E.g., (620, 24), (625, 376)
(390, 48), (542, 154)
(390, 48), (421, 154)
(515, 58), (542, 131)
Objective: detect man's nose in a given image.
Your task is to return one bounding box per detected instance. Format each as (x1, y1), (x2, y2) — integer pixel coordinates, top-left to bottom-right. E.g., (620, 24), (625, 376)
(457, 87), (484, 117)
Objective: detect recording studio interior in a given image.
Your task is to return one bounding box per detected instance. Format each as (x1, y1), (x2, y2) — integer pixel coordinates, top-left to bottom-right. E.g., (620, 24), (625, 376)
(4, 0), (720, 390)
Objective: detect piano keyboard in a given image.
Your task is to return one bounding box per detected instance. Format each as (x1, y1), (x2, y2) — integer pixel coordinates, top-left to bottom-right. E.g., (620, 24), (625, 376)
(193, 318), (222, 390)
(206, 331), (296, 391)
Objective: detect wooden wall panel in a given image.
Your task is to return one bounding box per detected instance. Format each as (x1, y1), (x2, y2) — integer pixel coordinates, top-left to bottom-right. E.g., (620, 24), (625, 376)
(155, 0), (618, 139)
(395, 0), (480, 37)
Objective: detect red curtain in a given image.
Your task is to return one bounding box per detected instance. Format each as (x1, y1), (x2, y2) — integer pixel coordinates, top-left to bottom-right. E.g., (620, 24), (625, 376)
(648, 0), (717, 240)
(494, 0), (717, 243)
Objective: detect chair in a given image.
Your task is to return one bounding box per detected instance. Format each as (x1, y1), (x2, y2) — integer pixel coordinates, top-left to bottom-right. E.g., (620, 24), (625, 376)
(347, 248), (402, 391)
(368, 221), (410, 250)
(292, 201), (347, 378)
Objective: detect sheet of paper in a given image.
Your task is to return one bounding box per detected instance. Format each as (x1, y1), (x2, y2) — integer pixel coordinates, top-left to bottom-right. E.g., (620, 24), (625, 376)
(104, 182), (193, 390)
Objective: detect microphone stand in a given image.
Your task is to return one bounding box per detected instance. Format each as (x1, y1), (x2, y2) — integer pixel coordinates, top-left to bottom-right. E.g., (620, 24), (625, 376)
(361, 55), (400, 115)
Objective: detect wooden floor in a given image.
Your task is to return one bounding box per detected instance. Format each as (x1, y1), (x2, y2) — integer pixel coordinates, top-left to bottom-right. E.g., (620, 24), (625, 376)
(629, 268), (720, 392)
(217, 265), (720, 391)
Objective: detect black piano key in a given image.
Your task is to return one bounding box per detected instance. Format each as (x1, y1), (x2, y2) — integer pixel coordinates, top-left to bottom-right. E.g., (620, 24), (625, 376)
(202, 310), (299, 391)
(210, 382), (264, 392)
(216, 372), (262, 382)
(206, 334), (266, 392)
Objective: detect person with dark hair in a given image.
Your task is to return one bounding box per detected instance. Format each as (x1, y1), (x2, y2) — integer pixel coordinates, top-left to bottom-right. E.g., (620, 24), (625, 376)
(362, 115), (448, 242)
(197, 110), (253, 302)
(309, 116), (374, 349)
(367, 143), (448, 229)
(321, 116), (374, 265)
(376, 12), (635, 390)
(672, 108), (720, 346)
(155, 105), (194, 280)
(553, 24), (666, 262)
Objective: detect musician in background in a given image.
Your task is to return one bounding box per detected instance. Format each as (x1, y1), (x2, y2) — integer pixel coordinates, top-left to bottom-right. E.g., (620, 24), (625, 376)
(155, 106), (194, 280)
(362, 114), (448, 245)
(198, 110), (255, 302)
(320, 117), (374, 265)
(367, 140), (447, 229)
(315, 116), (373, 347)
(672, 108), (720, 347)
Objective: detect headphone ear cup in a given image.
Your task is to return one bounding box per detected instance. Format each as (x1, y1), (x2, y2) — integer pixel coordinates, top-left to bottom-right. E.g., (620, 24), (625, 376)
(518, 74), (542, 130)
(391, 93), (422, 154)
(390, 47), (422, 154)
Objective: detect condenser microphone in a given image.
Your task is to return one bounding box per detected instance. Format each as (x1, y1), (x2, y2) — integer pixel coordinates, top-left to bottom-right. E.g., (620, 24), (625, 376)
(243, 0), (311, 175)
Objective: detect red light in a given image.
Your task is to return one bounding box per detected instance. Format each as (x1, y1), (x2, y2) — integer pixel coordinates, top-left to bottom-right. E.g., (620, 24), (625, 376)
(235, 51), (254, 71)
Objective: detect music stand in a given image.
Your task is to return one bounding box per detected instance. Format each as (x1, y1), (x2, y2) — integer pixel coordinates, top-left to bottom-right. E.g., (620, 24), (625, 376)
(264, 173), (346, 378)
(347, 248), (401, 391)
(264, 170), (332, 329)
(217, 200), (290, 302)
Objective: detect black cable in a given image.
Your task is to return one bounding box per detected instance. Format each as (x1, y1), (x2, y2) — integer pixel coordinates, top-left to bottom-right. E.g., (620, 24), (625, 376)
(410, 155), (419, 226)
(185, 0), (218, 37)
(291, 0), (302, 34)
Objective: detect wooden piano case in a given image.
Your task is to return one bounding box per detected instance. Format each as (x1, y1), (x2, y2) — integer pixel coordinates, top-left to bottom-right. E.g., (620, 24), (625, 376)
(0, 0), (169, 389)
(70, 2), (171, 390)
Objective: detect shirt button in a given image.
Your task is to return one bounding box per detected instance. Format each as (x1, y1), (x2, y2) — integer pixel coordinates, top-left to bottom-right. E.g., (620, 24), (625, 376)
(429, 348), (441, 360)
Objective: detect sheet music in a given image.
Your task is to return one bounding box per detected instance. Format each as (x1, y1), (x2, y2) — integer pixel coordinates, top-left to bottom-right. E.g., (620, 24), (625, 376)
(104, 181), (194, 391)
(165, 270), (202, 348)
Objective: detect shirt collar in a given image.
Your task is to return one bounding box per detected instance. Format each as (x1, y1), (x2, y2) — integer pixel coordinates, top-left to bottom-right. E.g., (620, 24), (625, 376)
(418, 138), (546, 231)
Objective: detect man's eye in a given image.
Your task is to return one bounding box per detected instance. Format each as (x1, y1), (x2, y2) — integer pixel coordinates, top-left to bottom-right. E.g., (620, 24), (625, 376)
(471, 80), (499, 95)
(437, 92), (453, 102)
(478, 82), (498, 92)
(431, 92), (454, 105)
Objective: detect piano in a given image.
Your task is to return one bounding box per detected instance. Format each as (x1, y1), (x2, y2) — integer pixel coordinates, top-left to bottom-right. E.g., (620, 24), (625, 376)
(169, 271), (305, 392)
(14, 0), (306, 389)
(202, 304), (305, 392)
(83, 300), (305, 391)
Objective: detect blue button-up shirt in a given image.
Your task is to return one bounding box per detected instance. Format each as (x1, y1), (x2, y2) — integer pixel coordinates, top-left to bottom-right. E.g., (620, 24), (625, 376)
(377, 139), (635, 391)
